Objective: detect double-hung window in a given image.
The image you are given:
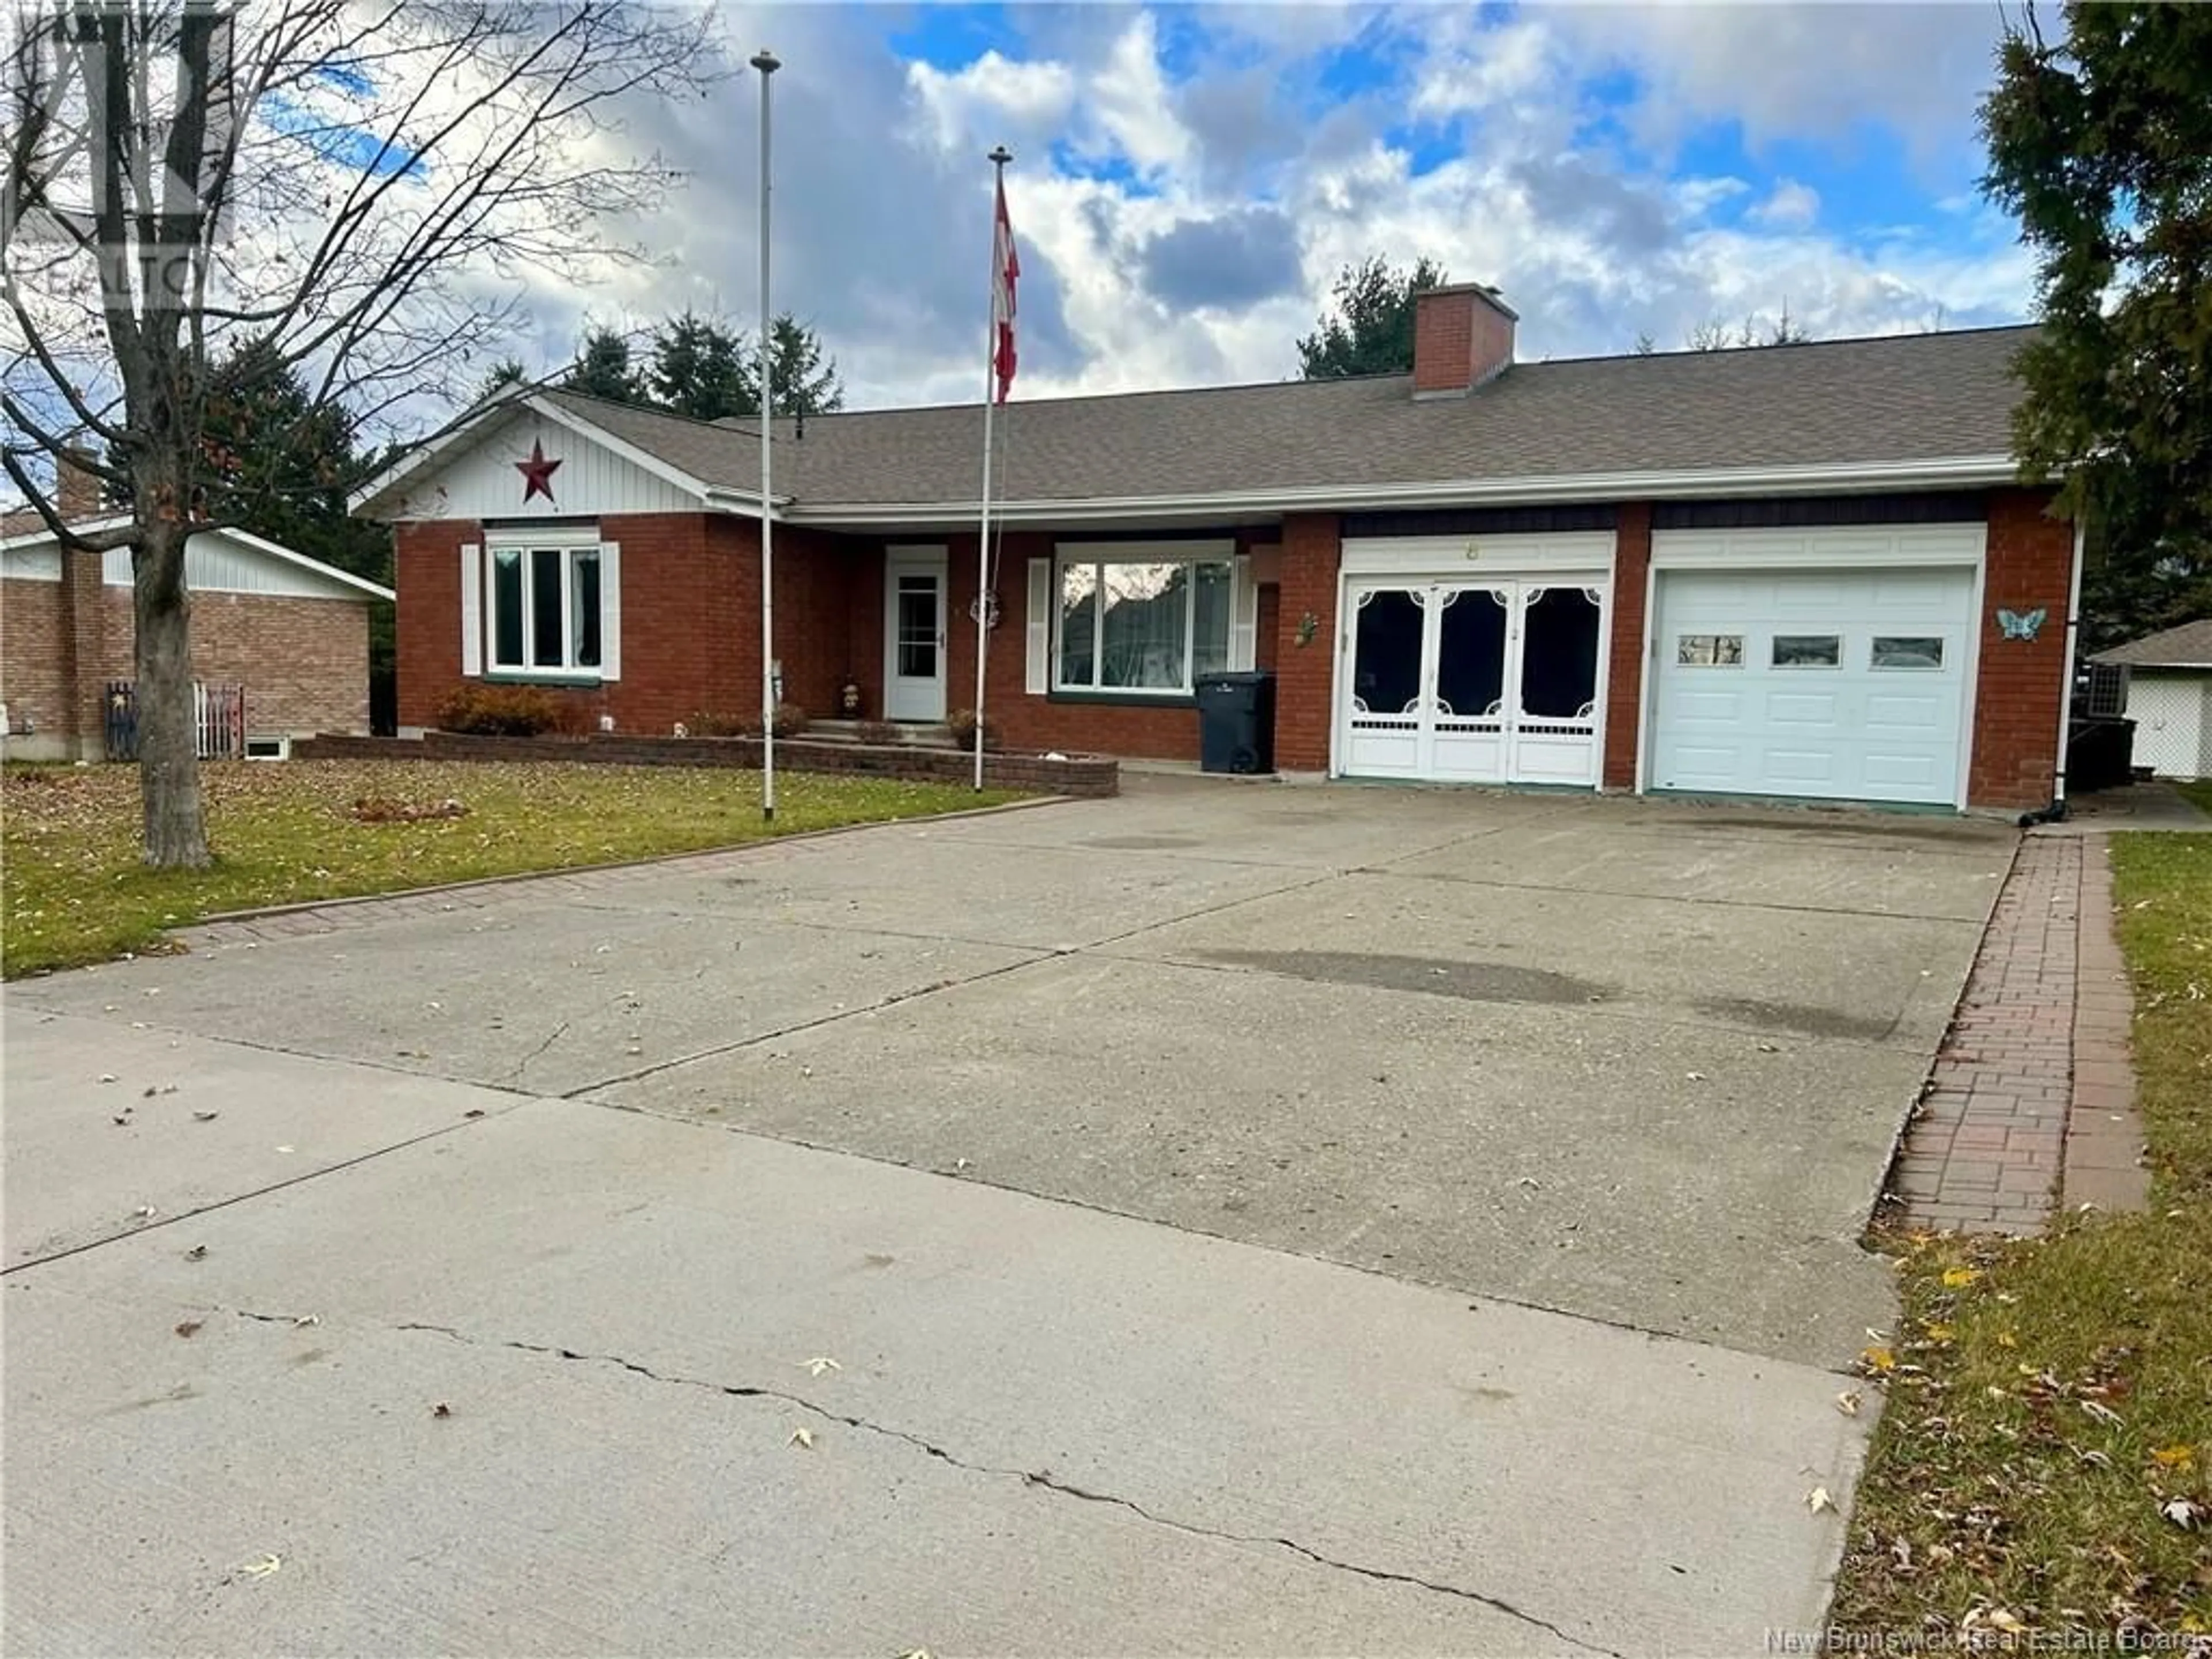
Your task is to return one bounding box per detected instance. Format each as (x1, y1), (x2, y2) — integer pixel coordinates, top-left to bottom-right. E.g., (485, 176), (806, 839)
(1053, 541), (1240, 696)
(475, 529), (618, 680)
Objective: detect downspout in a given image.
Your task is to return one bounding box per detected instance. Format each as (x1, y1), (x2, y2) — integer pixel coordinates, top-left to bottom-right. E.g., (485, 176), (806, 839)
(2018, 516), (2086, 827)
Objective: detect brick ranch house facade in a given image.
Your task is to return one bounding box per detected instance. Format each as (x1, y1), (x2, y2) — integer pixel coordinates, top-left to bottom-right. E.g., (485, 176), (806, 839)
(362, 286), (2082, 813)
(1, 479), (393, 761)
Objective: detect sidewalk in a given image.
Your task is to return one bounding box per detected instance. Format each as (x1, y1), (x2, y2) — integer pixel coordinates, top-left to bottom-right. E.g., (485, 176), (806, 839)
(1885, 833), (2151, 1235)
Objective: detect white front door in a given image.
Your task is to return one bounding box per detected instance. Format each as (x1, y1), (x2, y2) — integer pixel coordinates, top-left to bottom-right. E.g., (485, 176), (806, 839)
(1339, 578), (1607, 785)
(1649, 566), (1973, 805)
(884, 548), (949, 722)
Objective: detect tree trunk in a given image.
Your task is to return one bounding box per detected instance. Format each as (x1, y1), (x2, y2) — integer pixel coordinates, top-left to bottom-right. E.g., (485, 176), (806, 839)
(134, 523), (211, 869)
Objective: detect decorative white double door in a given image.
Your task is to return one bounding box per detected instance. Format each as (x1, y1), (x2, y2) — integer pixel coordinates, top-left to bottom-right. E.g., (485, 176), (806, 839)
(1339, 579), (1607, 785)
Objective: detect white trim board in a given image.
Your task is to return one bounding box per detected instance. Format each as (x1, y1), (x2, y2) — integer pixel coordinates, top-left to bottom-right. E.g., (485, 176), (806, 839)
(1650, 524), (1987, 571)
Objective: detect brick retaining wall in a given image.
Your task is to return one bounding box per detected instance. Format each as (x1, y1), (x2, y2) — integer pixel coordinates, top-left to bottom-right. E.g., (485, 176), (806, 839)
(290, 730), (1119, 797)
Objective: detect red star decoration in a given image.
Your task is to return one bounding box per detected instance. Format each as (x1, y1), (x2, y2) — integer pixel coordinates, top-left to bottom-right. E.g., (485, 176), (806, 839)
(514, 438), (562, 504)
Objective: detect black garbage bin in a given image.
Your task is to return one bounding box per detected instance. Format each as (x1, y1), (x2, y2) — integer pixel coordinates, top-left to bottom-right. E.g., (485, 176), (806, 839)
(1194, 670), (1275, 774)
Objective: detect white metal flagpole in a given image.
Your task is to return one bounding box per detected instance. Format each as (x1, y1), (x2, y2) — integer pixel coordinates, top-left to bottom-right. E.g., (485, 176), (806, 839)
(752, 47), (781, 822)
(974, 145), (1013, 792)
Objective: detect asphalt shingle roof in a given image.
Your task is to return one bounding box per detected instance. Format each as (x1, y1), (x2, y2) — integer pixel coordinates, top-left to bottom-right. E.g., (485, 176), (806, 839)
(2094, 618), (2212, 669)
(534, 324), (2035, 513)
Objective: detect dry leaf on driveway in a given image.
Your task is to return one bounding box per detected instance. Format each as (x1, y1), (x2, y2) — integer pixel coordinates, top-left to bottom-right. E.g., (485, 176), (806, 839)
(788, 1427), (816, 1450)
(1806, 1487), (1837, 1513)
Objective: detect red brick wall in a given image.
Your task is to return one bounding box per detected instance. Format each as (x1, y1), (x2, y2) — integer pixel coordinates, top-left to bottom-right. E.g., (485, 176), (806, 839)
(1413, 289), (1516, 395)
(3, 565), (369, 752)
(1273, 514), (1341, 771)
(1971, 488), (2075, 810)
(1255, 585), (1281, 673)
(1603, 503), (1653, 790)
(397, 514), (868, 736)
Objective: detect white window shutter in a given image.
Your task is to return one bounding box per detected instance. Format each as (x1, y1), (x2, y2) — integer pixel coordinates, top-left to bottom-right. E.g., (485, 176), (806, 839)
(598, 541), (622, 681)
(1025, 557), (1051, 694)
(459, 543), (483, 675)
(1229, 554), (1257, 671)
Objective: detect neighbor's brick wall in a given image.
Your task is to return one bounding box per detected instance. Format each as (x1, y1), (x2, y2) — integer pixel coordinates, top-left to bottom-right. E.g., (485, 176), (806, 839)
(1971, 488), (2075, 811)
(0, 576), (69, 744)
(3, 564), (368, 750)
(1272, 514), (1341, 771)
(1602, 502), (1653, 790)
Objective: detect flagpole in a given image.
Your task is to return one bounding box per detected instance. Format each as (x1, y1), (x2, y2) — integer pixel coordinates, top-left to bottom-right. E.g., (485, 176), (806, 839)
(752, 47), (781, 822)
(974, 144), (1012, 793)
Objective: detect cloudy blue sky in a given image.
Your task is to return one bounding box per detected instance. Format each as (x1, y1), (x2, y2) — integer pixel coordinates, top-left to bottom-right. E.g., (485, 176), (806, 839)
(454, 2), (2039, 411)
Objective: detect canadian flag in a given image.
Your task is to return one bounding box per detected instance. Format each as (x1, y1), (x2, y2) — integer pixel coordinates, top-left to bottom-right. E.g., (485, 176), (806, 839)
(991, 174), (1019, 404)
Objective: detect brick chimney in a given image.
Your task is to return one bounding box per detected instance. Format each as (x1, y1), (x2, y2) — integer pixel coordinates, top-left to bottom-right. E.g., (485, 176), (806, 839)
(55, 446), (105, 521)
(1412, 283), (1518, 397)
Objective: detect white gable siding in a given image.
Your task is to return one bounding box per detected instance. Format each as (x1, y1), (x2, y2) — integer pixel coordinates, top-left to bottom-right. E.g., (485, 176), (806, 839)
(98, 533), (374, 600)
(383, 409), (698, 522)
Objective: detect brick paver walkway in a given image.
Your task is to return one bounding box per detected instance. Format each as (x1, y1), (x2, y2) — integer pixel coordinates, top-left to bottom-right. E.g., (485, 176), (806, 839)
(1888, 835), (2150, 1235)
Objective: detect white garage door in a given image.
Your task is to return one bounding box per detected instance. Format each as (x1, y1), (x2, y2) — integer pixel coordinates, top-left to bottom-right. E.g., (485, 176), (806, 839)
(1650, 566), (1973, 806)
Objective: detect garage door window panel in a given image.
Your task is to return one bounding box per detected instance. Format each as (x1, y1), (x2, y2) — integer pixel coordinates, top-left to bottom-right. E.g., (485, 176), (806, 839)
(1772, 635), (1840, 669)
(1676, 634), (1744, 667)
(1351, 589), (1425, 714)
(1434, 589), (1507, 716)
(1872, 637), (1945, 669)
(1520, 588), (1601, 719)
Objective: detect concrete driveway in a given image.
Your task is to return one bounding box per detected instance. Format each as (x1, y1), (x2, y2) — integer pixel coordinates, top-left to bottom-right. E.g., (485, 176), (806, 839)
(3, 777), (2013, 1655)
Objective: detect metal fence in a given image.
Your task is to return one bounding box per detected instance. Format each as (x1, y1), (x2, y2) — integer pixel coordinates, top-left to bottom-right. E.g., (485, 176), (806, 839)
(103, 680), (247, 762)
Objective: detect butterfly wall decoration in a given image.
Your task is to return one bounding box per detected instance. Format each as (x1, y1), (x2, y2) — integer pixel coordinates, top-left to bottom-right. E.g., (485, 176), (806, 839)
(1996, 607), (2047, 642)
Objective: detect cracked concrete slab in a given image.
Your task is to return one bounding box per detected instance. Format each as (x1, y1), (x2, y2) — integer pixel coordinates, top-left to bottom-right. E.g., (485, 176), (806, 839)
(597, 951), (1914, 1364)
(2, 1283), (1582, 1658)
(10, 1099), (1869, 1656)
(0, 1007), (521, 1267)
(10, 903), (1044, 1096)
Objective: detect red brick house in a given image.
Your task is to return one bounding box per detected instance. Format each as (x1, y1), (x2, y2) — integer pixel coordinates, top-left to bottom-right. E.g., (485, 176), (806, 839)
(362, 286), (2081, 812)
(0, 496), (393, 761)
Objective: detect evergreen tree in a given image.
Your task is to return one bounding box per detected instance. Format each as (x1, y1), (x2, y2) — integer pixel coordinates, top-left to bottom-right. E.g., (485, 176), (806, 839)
(1980, 2), (2212, 644)
(1296, 256), (1450, 379)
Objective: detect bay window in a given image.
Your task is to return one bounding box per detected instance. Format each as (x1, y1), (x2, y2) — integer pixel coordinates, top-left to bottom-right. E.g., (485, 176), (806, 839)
(1054, 542), (1239, 696)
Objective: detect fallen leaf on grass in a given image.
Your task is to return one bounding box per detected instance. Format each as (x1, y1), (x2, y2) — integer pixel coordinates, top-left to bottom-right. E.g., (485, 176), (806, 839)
(1861, 1346), (1897, 1374)
(1806, 1487), (1836, 1513)
(2150, 1445), (2198, 1470)
(1941, 1266), (1981, 1288)
(2161, 1497), (2202, 1530)
(175, 1320), (203, 1338)
(789, 1427), (815, 1450)
(2082, 1399), (2124, 1427)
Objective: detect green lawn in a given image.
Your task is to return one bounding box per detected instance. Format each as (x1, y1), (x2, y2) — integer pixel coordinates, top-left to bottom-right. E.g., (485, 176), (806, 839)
(3, 760), (1021, 978)
(1831, 831), (2212, 1641)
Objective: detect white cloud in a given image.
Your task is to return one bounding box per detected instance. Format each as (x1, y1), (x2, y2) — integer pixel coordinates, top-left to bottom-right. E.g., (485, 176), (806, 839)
(389, 3), (2033, 423)
(907, 50), (1077, 155)
(1749, 179), (1822, 230)
(1085, 13), (1194, 177)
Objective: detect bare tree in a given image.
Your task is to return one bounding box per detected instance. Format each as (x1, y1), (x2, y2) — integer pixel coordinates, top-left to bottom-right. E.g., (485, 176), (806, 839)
(2, 1), (724, 865)
(1684, 302), (1812, 351)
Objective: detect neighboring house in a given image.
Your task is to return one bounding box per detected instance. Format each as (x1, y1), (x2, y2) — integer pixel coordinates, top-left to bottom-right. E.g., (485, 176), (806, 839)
(0, 485), (393, 760)
(2093, 619), (2212, 781)
(358, 285), (2082, 812)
